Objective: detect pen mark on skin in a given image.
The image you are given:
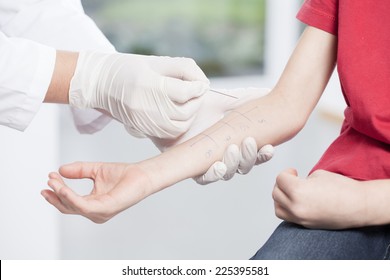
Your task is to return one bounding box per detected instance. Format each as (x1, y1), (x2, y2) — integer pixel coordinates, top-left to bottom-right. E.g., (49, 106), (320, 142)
(190, 122), (235, 148)
(190, 108), (260, 148)
(207, 124), (229, 135)
(190, 139), (201, 147)
(230, 110), (253, 123)
(205, 150), (213, 158)
(240, 124), (250, 132)
(190, 133), (218, 148)
(221, 121), (235, 131)
(201, 134), (218, 146)
(244, 106), (260, 114)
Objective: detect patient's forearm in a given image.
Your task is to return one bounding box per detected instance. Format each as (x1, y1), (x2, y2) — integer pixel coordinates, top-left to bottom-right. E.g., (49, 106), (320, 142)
(363, 180), (390, 226)
(142, 92), (301, 190)
(139, 27), (337, 193)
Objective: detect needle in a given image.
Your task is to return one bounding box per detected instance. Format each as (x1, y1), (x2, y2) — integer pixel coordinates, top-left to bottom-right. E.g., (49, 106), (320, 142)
(209, 88), (238, 99)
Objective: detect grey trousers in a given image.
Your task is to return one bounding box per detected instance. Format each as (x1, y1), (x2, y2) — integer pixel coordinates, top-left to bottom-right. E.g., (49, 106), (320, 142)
(251, 222), (390, 260)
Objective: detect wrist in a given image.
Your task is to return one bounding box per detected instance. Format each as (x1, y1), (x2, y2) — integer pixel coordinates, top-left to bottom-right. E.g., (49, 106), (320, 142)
(362, 180), (390, 226)
(135, 156), (170, 196)
(136, 151), (183, 194)
(44, 50), (78, 104)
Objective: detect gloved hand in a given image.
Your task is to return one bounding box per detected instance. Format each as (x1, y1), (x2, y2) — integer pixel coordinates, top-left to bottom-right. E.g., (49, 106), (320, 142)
(149, 87), (275, 185)
(195, 139), (274, 185)
(69, 51), (210, 139)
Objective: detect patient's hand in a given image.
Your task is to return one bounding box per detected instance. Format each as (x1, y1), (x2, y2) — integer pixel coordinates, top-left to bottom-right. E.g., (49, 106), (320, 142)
(272, 169), (366, 229)
(41, 162), (153, 223)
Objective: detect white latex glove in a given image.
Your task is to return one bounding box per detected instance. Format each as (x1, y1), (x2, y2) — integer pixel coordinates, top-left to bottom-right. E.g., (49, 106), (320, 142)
(149, 87), (275, 185)
(196, 138), (275, 185)
(69, 51), (210, 139)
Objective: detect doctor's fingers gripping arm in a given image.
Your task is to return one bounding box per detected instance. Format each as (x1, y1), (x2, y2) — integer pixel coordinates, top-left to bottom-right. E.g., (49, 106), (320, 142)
(150, 86), (274, 184)
(42, 48), (210, 140)
(70, 52), (210, 139)
(42, 27), (336, 222)
(2, 0), (210, 137)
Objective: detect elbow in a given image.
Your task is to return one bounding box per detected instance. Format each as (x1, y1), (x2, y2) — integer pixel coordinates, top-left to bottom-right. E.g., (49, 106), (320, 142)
(295, 112), (309, 133)
(279, 110), (309, 144)
(293, 109), (310, 134)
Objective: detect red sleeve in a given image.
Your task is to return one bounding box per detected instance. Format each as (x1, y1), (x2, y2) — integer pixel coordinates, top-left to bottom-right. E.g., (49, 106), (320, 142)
(297, 0), (338, 35)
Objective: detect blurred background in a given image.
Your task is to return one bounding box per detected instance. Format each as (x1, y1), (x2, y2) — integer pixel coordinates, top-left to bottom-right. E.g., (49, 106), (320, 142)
(82, 0), (267, 77)
(0, 0), (344, 259)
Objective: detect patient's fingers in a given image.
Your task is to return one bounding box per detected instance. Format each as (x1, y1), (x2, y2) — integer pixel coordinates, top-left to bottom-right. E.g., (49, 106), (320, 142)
(59, 161), (101, 180)
(47, 175), (76, 212)
(47, 173), (87, 214)
(274, 201), (295, 222)
(275, 168), (299, 198)
(47, 172), (66, 193)
(272, 182), (290, 207)
(41, 189), (73, 214)
(56, 185), (88, 214)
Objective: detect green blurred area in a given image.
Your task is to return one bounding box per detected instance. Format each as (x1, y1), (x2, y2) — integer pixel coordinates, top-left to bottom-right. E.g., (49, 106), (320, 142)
(82, 0), (266, 77)
(98, 0), (265, 24)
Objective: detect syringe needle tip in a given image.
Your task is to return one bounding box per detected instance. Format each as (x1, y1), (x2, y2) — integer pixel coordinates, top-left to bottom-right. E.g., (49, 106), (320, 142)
(209, 89), (238, 99)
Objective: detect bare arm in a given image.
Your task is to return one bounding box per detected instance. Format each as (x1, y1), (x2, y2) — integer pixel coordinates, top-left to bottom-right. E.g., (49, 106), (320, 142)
(44, 50), (78, 104)
(363, 179), (390, 226)
(42, 27), (338, 222)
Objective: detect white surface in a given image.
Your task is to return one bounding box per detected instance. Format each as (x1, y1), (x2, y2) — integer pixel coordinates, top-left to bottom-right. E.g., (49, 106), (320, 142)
(0, 105), (60, 259)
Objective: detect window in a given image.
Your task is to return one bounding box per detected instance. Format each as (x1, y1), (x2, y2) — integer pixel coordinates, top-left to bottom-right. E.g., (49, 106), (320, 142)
(82, 0), (266, 77)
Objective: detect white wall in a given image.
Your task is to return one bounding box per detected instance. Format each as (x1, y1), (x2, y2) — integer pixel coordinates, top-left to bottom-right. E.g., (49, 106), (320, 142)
(0, 105), (60, 259)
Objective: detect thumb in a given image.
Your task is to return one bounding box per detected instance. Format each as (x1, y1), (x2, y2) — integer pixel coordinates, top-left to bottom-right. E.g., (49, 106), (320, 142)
(284, 168), (298, 176)
(59, 162), (102, 180)
(158, 57), (209, 83)
(275, 168), (299, 194)
(164, 78), (209, 104)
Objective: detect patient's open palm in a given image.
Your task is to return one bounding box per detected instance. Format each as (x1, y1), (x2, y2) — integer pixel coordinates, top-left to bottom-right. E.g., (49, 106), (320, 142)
(41, 162), (153, 223)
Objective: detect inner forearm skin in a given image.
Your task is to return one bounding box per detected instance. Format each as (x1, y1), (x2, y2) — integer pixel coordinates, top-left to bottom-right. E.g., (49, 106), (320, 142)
(141, 91), (304, 192)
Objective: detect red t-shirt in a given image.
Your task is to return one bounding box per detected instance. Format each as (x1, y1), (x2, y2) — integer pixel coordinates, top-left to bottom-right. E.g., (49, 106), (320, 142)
(297, 0), (390, 180)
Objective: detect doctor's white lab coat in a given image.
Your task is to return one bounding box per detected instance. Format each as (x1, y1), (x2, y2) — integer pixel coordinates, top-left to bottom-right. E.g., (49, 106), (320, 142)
(0, 0), (115, 133)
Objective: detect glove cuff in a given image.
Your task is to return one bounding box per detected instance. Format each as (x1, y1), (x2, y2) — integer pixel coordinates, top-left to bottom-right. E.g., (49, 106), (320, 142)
(68, 51), (113, 109)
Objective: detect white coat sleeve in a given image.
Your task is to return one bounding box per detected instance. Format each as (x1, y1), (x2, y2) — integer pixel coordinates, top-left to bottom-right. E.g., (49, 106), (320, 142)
(0, 0), (117, 134)
(0, 31), (55, 131)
